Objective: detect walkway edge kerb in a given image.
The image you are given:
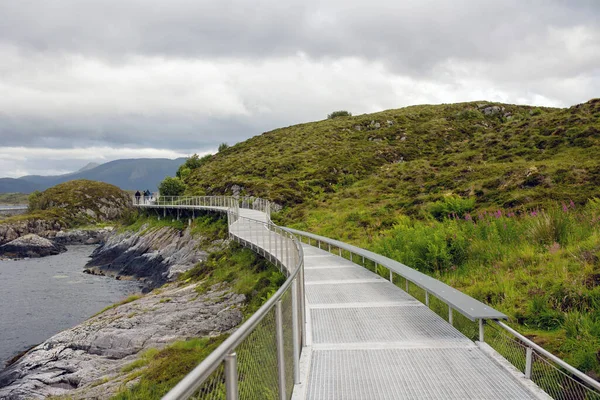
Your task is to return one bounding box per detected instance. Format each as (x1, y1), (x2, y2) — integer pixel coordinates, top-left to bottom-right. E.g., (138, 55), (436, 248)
(284, 227), (507, 321)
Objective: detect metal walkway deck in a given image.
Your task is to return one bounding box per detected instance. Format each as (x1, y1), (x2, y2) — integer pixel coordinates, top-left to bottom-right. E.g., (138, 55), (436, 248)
(296, 243), (541, 400)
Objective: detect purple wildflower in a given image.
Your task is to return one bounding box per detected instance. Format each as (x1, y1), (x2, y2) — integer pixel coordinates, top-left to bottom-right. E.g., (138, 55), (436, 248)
(495, 210), (502, 218)
(465, 213), (472, 221)
(562, 202), (568, 213)
(531, 210), (538, 217)
(569, 199), (575, 209)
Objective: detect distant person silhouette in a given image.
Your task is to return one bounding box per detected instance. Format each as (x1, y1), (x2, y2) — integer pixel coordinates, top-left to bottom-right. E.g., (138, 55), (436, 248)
(135, 190), (141, 204)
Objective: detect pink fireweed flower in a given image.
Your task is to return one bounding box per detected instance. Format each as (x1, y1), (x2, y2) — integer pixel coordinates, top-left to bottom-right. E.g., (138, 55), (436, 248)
(465, 213), (472, 221)
(562, 202), (568, 213)
(569, 199), (575, 209)
(531, 210), (538, 217)
(495, 210), (502, 218)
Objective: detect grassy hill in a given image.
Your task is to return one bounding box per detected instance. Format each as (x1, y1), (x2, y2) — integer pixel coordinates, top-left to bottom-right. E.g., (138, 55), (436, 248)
(1, 180), (133, 230)
(180, 99), (600, 377)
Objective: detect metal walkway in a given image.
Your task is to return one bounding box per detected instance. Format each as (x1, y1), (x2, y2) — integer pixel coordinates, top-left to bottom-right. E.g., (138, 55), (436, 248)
(137, 197), (586, 400)
(297, 244), (541, 400)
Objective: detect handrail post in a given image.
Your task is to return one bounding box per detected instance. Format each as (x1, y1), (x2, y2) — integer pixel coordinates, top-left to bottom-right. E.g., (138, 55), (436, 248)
(525, 347), (533, 379)
(225, 351), (239, 400)
(449, 306), (453, 325)
(275, 300), (287, 400)
(425, 291), (429, 307)
(299, 260), (306, 346)
(292, 278), (300, 383)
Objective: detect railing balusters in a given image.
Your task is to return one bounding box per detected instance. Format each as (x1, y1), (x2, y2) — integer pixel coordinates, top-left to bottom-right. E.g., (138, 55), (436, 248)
(225, 352), (238, 400)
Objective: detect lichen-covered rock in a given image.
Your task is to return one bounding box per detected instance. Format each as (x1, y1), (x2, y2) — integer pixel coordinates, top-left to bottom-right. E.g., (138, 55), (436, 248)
(0, 282), (245, 400)
(0, 234), (66, 258)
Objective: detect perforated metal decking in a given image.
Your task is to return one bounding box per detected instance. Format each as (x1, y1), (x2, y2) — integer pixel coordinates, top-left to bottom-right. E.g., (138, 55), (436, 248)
(301, 244), (541, 400)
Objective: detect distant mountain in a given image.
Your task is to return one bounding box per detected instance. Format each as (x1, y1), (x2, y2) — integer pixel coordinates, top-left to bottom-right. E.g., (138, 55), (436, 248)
(77, 162), (100, 173)
(0, 178), (40, 194)
(0, 158), (186, 193)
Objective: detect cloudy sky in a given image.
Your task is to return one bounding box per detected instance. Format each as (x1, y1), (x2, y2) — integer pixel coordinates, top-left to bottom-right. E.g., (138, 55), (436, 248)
(1, 0), (599, 177)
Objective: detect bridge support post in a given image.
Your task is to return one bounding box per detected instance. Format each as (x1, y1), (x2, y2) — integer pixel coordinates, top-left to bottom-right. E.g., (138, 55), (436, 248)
(275, 300), (287, 400)
(225, 351), (238, 400)
(292, 278), (300, 383)
(479, 319), (485, 342)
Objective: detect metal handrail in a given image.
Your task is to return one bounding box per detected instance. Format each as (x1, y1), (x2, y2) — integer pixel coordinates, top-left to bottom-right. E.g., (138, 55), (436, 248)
(284, 227), (506, 322)
(134, 195), (302, 400)
(494, 321), (600, 392)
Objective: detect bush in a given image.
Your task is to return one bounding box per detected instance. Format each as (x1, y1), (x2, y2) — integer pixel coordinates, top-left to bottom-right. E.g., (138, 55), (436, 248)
(28, 190), (43, 212)
(159, 177), (186, 196)
(218, 143), (229, 152)
(176, 154), (212, 178)
(375, 217), (469, 272)
(327, 110), (352, 119)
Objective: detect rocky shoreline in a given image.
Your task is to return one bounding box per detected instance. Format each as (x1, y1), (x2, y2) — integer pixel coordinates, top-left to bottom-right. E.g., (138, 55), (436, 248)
(0, 281), (244, 399)
(0, 228), (113, 260)
(0, 220), (234, 399)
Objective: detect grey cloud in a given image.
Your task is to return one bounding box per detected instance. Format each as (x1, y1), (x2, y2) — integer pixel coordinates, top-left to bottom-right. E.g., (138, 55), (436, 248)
(0, 114), (264, 150)
(0, 0), (599, 178)
(1, 0), (599, 77)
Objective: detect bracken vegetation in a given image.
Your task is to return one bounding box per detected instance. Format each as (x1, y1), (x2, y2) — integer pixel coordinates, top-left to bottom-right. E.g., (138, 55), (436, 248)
(179, 99), (600, 377)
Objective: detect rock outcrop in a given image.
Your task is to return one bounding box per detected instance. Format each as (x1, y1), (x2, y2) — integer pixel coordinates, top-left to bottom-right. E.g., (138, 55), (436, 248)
(0, 282), (245, 400)
(0, 219), (64, 246)
(0, 234), (67, 258)
(50, 228), (114, 245)
(85, 225), (220, 291)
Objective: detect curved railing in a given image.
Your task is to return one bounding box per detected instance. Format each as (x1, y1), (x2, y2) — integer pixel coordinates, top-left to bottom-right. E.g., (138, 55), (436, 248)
(136, 195), (600, 400)
(136, 195), (303, 400)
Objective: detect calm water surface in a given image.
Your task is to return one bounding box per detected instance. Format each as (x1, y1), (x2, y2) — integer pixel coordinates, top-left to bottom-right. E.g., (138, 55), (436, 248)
(0, 246), (141, 366)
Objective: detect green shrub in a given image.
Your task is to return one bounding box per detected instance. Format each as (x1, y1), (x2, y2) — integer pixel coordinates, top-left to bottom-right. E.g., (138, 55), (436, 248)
(158, 177), (186, 196)
(218, 143), (229, 152)
(176, 154), (212, 179)
(27, 190), (43, 212)
(376, 217), (469, 272)
(327, 110), (352, 119)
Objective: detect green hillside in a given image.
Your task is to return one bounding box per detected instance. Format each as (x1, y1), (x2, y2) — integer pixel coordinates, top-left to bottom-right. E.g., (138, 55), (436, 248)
(180, 99), (600, 376)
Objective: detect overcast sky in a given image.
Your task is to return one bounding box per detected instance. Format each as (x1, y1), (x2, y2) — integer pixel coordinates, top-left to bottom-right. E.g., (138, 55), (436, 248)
(1, 0), (599, 178)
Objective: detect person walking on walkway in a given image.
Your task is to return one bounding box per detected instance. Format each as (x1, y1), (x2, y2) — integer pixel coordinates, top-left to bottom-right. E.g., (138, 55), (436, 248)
(135, 190), (141, 204)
